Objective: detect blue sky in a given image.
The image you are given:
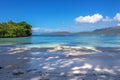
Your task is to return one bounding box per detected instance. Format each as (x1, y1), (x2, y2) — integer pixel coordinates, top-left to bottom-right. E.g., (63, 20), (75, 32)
(0, 0), (120, 34)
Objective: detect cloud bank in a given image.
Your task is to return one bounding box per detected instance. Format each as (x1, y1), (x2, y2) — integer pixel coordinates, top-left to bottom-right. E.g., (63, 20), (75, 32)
(114, 13), (120, 21)
(75, 14), (103, 23)
(75, 13), (120, 24)
(32, 27), (63, 34)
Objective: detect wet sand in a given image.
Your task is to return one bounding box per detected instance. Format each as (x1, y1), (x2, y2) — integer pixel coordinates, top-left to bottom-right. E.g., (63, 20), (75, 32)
(0, 46), (120, 80)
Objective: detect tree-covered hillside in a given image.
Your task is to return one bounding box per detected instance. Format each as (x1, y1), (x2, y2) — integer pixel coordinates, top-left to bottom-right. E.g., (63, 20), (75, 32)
(0, 21), (32, 38)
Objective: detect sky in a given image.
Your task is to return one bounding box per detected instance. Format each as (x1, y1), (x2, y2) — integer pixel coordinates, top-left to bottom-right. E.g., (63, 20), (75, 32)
(0, 0), (120, 34)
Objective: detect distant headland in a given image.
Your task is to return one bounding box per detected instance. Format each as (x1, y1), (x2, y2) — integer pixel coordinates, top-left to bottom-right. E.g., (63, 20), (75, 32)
(43, 26), (120, 35)
(0, 21), (32, 38)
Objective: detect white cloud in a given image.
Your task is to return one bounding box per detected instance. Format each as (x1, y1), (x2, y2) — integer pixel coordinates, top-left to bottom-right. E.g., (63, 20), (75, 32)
(117, 23), (120, 26)
(114, 13), (120, 21)
(102, 16), (113, 22)
(75, 13), (103, 23)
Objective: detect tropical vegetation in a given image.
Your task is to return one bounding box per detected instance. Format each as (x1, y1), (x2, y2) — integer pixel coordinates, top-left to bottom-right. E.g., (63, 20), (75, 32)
(0, 21), (32, 38)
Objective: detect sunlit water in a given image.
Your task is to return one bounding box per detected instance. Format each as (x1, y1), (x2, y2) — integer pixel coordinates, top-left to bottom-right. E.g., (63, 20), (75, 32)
(0, 34), (120, 48)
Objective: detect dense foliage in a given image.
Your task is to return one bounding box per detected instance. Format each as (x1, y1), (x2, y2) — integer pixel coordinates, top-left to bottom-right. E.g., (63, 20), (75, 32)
(0, 21), (32, 38)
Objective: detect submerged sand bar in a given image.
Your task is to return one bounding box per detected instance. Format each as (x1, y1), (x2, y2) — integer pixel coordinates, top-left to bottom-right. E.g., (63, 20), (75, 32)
(0, 46), (120, 80)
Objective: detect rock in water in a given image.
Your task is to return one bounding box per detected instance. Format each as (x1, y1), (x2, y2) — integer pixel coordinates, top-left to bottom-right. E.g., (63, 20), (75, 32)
(0, 66), (2, 69)
(12, 71), (24, 76)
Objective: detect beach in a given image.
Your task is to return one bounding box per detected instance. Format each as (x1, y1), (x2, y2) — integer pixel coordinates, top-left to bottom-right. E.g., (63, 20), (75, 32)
(0, 46), (120, 80)
(1, 0), (120, 79)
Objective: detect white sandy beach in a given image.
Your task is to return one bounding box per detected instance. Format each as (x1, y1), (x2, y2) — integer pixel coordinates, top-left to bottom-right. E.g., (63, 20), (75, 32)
(0, 46), (120, 80)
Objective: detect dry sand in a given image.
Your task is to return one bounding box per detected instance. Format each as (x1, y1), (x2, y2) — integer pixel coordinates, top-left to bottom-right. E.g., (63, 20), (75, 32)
(0, 46), (120, 80)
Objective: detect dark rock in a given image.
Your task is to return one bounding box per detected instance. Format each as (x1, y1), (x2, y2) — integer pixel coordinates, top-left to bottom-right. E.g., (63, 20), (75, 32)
(12, 72), (24, 76)
(0, 67), (2, 69)
(26, 69), (37, 72)
(26, 70), (32, 72)
(39, 79), (50, 80)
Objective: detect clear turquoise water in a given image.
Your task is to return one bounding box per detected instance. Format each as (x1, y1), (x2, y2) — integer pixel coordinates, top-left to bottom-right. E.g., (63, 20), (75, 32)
(0, 34), (120, 48)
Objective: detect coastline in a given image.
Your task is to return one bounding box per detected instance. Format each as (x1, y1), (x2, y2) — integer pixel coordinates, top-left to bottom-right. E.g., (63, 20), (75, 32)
(0, 46), (120, 80)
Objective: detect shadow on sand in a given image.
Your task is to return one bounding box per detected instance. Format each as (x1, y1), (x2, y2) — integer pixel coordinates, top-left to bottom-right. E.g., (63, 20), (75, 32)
(0, 46), (120, 80)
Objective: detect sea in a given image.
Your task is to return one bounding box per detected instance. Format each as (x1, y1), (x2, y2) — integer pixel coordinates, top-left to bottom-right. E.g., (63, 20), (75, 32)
(0, 34), (120, 49)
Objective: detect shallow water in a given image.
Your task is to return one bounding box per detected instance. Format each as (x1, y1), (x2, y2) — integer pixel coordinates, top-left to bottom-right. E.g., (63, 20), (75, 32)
(0, 34), (120, 48)
(0, 34), (120, 80)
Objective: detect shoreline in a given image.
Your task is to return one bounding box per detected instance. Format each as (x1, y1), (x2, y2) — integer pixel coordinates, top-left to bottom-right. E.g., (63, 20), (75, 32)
(0, 46), (120, 80)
